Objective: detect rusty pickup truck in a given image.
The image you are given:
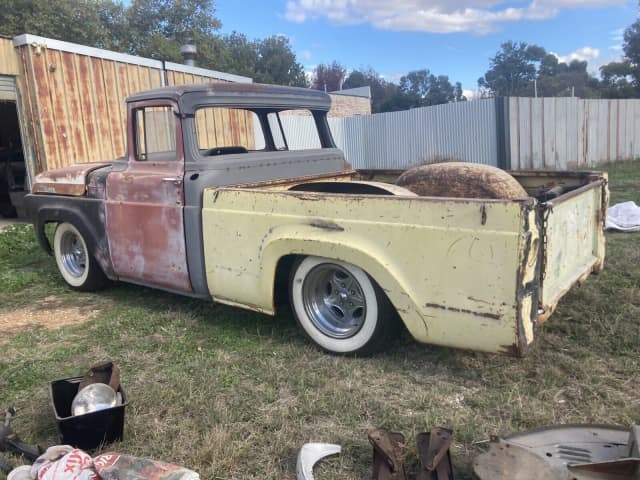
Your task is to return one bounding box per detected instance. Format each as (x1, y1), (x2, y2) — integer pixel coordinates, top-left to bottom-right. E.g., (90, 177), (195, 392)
(24, 83), (608, 356)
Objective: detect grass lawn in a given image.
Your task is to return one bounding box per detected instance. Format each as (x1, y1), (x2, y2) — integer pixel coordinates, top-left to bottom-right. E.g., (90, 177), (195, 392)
(1, 161), (639, 479)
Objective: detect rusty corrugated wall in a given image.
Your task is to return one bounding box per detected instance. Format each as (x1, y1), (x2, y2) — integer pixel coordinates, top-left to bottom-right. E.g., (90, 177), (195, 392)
(15, 35), (165, 171)
(164, 62), (255, 150)
(0, 37), (19, 75)
(11, 35), (253, 174)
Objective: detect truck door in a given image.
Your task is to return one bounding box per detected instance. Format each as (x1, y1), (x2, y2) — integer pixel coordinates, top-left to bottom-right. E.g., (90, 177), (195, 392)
(105, 100), (192, 293)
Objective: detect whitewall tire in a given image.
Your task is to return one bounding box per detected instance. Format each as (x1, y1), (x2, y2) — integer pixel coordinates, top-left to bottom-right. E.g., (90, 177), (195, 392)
(53, 222), (107, 291)
(289, 256), (397, 355)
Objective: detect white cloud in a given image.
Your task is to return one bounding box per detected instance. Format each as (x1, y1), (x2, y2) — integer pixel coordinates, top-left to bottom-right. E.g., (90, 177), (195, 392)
(552, 46), (601, 64)
(463, 89), (479, 100)
(381, 72), (405, 83)
(301, 49), (313, 61)
(284, 0), (627, 34)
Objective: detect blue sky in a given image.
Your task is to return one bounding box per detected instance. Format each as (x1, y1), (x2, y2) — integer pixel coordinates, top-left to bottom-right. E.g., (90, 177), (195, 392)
(216, 0), (636, 96)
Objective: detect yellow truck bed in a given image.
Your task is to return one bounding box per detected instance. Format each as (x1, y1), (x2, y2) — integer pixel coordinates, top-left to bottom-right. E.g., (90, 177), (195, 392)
(201, 170), (607, 356)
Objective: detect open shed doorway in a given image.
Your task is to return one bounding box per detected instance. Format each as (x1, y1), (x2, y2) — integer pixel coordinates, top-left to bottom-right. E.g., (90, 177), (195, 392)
(0, 99), (27, 218)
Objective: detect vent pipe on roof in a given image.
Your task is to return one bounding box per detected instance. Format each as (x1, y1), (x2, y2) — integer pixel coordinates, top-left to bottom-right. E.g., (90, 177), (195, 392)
(180, 39), (197, 67)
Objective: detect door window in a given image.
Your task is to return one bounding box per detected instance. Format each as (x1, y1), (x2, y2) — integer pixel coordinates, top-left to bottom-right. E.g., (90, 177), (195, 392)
(134, 106), (177, 161)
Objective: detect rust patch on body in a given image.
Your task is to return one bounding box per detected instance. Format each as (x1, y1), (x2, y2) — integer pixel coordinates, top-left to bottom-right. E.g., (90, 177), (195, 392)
(32, 162), (112, 195)
(425, 302), (502, 320)
(308, 219), (344, 232)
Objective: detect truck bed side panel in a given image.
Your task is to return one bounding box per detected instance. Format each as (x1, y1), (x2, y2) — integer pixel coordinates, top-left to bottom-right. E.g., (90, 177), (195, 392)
(201, 189), (537, 355)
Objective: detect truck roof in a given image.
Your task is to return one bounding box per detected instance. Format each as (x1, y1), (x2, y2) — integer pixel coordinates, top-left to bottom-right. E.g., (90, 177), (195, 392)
(127, 82), (332, 112)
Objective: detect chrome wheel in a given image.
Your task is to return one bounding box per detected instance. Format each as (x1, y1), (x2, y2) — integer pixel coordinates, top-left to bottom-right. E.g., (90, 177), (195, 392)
(302, 263), (367, 339)
(59, 229), (87, 278)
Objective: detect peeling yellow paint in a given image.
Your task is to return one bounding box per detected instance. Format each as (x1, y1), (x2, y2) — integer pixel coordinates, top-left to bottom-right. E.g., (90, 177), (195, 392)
(200, 172), (606, 356)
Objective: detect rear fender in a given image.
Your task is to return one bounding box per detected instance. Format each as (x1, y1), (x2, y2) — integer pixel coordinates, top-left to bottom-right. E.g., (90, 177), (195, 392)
(260, 233), (426, 340)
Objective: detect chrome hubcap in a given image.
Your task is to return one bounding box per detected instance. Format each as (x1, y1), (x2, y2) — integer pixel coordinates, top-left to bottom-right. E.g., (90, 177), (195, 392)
(60, 230), (86, 278)
(302, 264), (366, 339)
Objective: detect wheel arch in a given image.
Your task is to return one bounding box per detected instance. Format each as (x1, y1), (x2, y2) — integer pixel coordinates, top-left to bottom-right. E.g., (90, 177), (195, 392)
(24, 194), (114, 278)
(265, 236), (424, 340)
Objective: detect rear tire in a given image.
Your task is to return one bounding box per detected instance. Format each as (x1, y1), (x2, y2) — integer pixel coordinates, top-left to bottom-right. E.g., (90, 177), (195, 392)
(53, 222), (108, 291)
(289, 256), (397, 355)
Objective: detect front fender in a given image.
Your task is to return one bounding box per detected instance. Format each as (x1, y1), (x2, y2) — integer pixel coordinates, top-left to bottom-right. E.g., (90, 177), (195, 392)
(23, 194), (114, 278)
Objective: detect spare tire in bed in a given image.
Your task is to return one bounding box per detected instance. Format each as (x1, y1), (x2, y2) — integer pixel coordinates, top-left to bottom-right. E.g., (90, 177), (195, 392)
(396, 162), (528, 199)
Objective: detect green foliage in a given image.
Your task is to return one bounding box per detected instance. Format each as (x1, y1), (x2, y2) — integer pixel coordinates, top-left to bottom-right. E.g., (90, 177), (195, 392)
(399, 69), (466, 107)
(479, 41), (608, 98)
(343, 68), (400, 113)
(598, 18), (640, 98)
(312, 61), (346, 92)
(343, 67), (465, 113)
(0, 0), (307, 87)
(124, 0), (221, 62)
(0, 0), (128, 50)
(254, 35), (307, 87)
(478, 41), (545, 96)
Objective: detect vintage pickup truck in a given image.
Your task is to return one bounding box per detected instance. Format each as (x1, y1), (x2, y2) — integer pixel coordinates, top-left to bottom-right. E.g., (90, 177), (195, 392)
(24, 83), (608, 356)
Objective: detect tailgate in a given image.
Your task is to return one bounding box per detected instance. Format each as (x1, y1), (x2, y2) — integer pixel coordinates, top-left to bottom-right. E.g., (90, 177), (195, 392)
(539, 175), (608, 320)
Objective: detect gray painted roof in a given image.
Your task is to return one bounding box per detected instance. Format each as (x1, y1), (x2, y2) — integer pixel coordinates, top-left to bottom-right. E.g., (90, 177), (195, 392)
(128, 82), (332, 112)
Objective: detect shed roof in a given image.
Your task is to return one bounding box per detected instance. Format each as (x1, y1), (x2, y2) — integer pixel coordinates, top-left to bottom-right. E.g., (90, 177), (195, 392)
(128, 82), (332, 112)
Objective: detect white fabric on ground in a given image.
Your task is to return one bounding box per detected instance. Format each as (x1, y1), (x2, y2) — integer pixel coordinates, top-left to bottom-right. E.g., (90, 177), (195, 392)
(606, 201), (640, 232)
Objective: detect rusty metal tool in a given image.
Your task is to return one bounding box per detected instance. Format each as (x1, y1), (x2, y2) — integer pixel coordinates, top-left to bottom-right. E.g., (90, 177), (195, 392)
(417, 427), (454, 480)
(368, 428), (407, 480)
(0, 407), (41, 463)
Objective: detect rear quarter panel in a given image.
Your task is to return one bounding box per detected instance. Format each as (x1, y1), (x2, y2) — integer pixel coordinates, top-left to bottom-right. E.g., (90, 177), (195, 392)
(201, 189), (538, 355)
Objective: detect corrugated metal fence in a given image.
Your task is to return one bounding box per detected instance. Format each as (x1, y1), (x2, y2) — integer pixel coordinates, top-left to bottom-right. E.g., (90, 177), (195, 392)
(508, 97), (640, 169)
(297, 99), (501, 169)
(289, 96), (640, 171)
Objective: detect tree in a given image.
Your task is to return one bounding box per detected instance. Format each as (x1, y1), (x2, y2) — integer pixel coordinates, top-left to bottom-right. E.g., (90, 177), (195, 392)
(0, 0), (313, 87)
(343, 68), (409, 113)
(0, 0), (128, 50)
(312, 61), (346, 91)
(478, 41), (545, 97)
(399, 69), (465, 106)
(126, 0), (221, 62)
(254, 35), (307, 86)
(599, 17), (640, 97)
(479, 41), (604, 98)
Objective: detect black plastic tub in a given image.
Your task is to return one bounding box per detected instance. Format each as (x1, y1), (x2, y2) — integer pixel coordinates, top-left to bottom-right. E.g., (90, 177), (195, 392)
(49, 376), (128, 450)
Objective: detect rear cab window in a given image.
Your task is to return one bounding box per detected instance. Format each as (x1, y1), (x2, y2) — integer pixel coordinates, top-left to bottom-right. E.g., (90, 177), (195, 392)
(194, 107), (327, 158)
(195, 108), (265, 156)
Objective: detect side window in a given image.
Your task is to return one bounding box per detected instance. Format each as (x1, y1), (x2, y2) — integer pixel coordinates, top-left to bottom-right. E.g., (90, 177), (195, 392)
(268, 110), (322, 151)
(134, 106), (177, 161)
(195, 108), (265, 156)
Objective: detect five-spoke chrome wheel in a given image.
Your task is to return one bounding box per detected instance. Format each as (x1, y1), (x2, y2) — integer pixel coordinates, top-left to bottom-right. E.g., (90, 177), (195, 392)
(290, 256), (397, 355)
(53, 222), (108, 291)
(302, 263), (366, 339)
(58, 228), (87, 278)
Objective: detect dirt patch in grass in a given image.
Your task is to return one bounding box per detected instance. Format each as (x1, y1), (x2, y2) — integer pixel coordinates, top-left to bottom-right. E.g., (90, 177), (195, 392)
(0, 294), (110, 336)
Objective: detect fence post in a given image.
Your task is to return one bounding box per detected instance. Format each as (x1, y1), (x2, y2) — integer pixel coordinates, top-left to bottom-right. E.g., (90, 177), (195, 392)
(495, 97), (511, 170)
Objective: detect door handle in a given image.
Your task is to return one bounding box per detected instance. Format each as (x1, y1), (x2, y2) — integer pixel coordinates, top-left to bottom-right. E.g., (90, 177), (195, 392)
(162, 177), (182, 186)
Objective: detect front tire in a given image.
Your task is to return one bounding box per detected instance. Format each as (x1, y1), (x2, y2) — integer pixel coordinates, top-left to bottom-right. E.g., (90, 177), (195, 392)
(53, 222), (108, 291)
(289, 256), (397, 355)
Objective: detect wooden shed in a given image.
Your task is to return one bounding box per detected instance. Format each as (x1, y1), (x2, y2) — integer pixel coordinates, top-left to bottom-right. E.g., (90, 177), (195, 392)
(0, 34), (251, 217)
